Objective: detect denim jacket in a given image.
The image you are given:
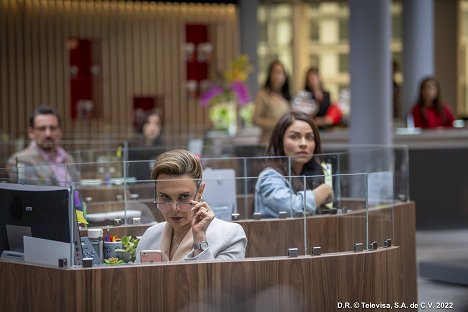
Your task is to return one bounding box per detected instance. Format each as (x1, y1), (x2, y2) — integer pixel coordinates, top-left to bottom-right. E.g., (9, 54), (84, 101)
(254, 167), (317, 218)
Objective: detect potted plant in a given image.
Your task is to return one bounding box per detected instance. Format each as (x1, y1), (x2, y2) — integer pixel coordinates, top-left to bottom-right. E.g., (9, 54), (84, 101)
(104, 235), (140, 264)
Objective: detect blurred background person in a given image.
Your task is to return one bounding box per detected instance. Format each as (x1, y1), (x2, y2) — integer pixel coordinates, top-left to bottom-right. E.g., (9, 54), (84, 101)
(253, 60), (291, 145)
(133, 109), (165, 147)
(294, 67), (342, 129)
(410, 76), (455, 129)
(254, 111), (333, 218)
(6, 106), (79, 185)
(392, 60), (401, 120)
(127, 109), (167, 180)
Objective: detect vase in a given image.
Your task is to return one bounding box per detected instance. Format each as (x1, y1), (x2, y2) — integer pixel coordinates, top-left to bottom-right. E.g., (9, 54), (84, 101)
(209, 101), (238, 136)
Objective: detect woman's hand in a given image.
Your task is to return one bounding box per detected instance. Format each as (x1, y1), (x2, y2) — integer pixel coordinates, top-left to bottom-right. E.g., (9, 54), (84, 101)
(190, 200), (215, 244)
(313, 183), (334, 207)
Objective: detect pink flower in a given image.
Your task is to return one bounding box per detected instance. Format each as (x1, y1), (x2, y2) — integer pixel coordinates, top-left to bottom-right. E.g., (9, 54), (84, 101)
(230, 81), (250, 106)
(198, 55), (252, 108)
(199, 85), (224, 107)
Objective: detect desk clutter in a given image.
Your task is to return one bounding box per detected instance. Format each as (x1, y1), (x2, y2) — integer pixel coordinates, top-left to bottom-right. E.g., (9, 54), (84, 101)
(81, 229), (140, 266)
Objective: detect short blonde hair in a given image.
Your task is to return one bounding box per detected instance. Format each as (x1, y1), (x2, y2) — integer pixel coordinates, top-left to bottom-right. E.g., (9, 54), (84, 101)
(151, 149), (202, 182)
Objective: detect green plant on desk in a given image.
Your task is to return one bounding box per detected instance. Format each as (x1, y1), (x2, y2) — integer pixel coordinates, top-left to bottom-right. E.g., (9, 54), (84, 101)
(102, 236), (140, 265)
(115, 235), (140, 263)
(103, 257), (125, 265)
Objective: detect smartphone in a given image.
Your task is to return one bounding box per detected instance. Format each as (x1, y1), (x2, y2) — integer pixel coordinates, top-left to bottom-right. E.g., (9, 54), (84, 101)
(140, 250), (163, 263)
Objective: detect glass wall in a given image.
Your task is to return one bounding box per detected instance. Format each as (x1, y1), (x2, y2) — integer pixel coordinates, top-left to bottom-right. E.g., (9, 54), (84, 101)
(257, 3), (293, 86)
(257, 1), (403, 105)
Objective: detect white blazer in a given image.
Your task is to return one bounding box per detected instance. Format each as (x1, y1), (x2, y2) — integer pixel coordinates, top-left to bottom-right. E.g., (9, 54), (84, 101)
(135, 218), (247, 263)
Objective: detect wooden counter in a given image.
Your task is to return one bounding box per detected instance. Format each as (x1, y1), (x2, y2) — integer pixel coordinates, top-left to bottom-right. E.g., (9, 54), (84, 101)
(1, 247), (403, 311)
(1, 202), (416, 311)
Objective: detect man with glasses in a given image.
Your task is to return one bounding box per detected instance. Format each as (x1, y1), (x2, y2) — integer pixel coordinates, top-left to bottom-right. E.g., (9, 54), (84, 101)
(7, 106), (79, 185)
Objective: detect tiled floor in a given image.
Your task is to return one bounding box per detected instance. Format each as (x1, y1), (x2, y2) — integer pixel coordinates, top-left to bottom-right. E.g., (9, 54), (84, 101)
(416, 230), (468, 312)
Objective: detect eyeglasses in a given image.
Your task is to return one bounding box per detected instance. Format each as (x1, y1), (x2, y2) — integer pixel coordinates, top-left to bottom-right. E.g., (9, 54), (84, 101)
(154, 193), (198, 212)
(153, 180), (202, 212)
(154, 201), (194, 212)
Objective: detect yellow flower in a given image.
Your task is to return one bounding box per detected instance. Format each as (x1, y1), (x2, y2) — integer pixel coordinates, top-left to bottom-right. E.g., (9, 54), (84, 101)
(224, 55), (252, 83)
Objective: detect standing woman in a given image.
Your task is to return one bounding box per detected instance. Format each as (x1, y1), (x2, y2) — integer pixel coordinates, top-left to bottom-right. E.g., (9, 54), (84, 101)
(253, 60), (291, 145)
(411, 76), (455, 128)
(254, 111), (333, 218)
(303, 67), (342, 128)
(135, 149), (247, 262)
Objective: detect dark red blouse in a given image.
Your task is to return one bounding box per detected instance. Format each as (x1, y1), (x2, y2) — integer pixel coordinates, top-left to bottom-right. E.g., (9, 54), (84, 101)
(411, 104), (455, 128)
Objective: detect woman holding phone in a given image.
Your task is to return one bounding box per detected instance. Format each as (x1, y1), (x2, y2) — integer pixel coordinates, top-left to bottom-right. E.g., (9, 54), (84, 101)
(135, 149), (247, 262)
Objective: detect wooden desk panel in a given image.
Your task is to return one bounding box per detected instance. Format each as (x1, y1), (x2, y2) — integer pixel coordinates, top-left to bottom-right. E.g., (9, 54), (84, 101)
(77, 201), (416, 307)
(241, 205), (395, 257)
(241, 218), (305, 256)
(1, 248), (402, 312)
(88, 202), (398, 257)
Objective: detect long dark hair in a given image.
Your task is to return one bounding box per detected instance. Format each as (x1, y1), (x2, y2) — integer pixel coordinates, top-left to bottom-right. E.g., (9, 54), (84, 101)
(304, 67), (330, 116)
(416, 77), (447, 126)
(263, 60), (291, 101)
(265, 111), (324, 191)
(304, 67), (325, 94)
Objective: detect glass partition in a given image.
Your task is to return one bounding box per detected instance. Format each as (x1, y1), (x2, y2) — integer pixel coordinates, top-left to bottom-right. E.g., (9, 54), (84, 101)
(71, 175), (308, 259)
(3, 146), (404, 264)
(4, 162), (77, 187)
(304, 173), (369, 254)
(106, 145), (409, 203)
(69, 147), (124, 164)
(72, 179), (157, 228)
(60, 140), (124, 163)
(8, 160), (127, 187)
(0, 141), (25, 170)
(0, 168), (13, 182)
(76, 160), (124, 182)
(318, 145), (409, 202)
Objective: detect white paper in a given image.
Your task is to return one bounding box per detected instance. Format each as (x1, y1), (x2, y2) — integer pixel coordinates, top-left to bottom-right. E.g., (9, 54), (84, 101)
(24, 236), (71, 267)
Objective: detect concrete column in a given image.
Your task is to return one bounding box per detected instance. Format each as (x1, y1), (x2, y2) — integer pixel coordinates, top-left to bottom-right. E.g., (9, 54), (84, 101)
(349, 0), (392, 145)
(401, 0), (434, 119)
(238, 0), (259, 98)
(292, 2), (309, 93)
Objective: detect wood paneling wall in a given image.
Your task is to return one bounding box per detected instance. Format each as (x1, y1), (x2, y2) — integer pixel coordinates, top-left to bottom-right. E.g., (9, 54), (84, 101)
(0, 0), (239, 141)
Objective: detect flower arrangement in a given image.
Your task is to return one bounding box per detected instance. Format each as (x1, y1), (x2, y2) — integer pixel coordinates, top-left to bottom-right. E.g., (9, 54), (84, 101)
(198, 55), (254, 133)
(199, 55), (252, 107)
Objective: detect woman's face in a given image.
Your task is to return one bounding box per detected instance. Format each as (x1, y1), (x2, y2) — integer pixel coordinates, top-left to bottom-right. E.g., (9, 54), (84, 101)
(270, 63), (286, 91)
(422, 80), (438, 104)
(155, 174), (203, 230)
(307, 72), (320, 89)
(143, 114), (161, 141)
(282, 120), (315, 169)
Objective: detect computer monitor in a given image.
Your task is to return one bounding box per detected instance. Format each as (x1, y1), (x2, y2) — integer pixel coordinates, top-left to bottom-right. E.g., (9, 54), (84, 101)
(202, 168), (237, 221)
(0, 183), (80, 263)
